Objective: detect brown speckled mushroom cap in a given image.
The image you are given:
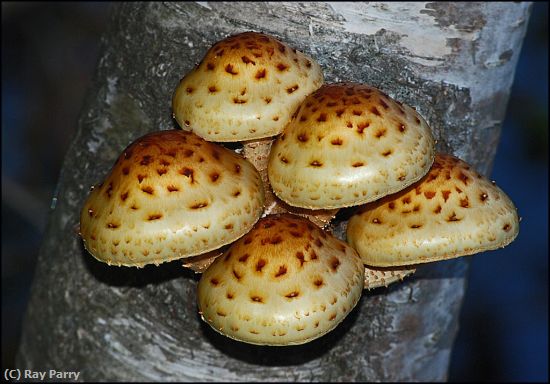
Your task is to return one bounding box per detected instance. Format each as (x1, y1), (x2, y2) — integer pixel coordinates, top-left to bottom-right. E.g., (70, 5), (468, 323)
(80, 130), (265, 267)
(267, 82), (435, 209)
(197, 214), (365, 346)
(346, 153), (520, 267)
(172, 31), (324, 142)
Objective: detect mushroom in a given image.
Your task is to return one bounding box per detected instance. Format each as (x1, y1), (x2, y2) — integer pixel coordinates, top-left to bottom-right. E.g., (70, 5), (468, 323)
(79, 130), (264, 267)
(346, 153), (520, 267)
(172, 31), (323, 142)
(267, 82), (436, 209)
(172, 31), (336, 227)
(197, 213), (365, 345)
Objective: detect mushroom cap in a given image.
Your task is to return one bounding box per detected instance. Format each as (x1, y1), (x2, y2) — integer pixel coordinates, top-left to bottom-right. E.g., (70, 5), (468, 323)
(197, 214), (365, 346)
(267, 82), (436, 209)
(80, 130), (265, 267)
(346, 153), (520, 267)
(172, 31), (324, 142)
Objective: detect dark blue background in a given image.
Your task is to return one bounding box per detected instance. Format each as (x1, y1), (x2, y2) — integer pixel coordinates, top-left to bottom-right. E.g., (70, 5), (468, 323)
(2, 3), (547, 381)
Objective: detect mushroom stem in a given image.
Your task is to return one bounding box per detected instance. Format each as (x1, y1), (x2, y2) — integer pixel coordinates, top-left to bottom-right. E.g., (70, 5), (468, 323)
(182, 249), (225, 273)
(242, 138), (339, 228)
(363, 265), (416, 290)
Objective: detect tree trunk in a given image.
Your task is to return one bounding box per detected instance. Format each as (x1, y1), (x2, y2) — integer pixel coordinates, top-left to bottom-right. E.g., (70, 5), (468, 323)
(17, 2), (531, 381)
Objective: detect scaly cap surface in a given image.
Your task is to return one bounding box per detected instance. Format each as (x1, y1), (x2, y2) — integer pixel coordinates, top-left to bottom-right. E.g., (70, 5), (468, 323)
(80, 130), (264, 267)
(268, 82), (435, 209)
(172, 31), (324, 141)
(346, 153), (520, 266)
(197, 214), (365, 345)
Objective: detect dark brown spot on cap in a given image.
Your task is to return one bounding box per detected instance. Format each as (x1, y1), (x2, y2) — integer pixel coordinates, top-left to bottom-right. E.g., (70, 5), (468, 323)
(120, 192), (129, 201)
(255, 68), (266, 79)
(190, 202), (208, 209)
(256, 259), (266, 272)
(233, 97), (247, 104)
(275, 265), (287, 277)
(250, 295), (263, 303)
(503, 223), (511, 231)
(225, 64), (238, 75)
(442, 190), (451, 202)
(460, 197), (470, 208)
(310, 160), (323, 167)
(458, 172), (470, 185)
(224, 223), (233, 230)
(382, 149), (392, 157)
(480, 192), (488, 202)
(277, 63), (288, 71)
(434, 205), (442, 214)
(330, 257), (341, 272)
(285, 291), (299, 299)
(410, 224), (422, 229)
(122, 167), (130, 175)
(370, 106), (381, 116)
(298, 133), (308, 142)
(447, 212), (460, 222)
(239, 253), (250, 263)
(157, 168), (167, 176)
(206, 62), (215, 70)
(208, 85), (218, 93)
(180, 167), (195, 183)
(232, 268), (242, 280)
(357, 121), (369, 133)
(296, 251), (305, 266)
(210, 278), (219, 286)
(287, 84), (299, 94)
(317, 113), (327, 122)
(242, 56), (255, 65)
(209, 172), (220, 182)
(313, 278), (323, 288)
(107, 222), (119, 229)
(352, 161), (364, 167)
(183, 149), (194, 158)
(424, 191), (436, 199)
(375, 129), (386, 138)
(141, 186), (154, 195)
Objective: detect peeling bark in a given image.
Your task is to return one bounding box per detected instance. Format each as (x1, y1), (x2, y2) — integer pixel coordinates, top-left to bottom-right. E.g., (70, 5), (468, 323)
(18, 2), (530, 381)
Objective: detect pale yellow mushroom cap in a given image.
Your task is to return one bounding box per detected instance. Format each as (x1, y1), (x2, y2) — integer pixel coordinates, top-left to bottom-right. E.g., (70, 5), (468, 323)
(346, 153), (520, 267)
(79, 130), (265, 267)
(267, 82), (436, 209)
(172, 31), (324, 141)
(197, 214), (365, 346)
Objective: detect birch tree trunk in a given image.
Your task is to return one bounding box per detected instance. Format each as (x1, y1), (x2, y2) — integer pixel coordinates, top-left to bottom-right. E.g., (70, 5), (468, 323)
(17, 2), (531, 381)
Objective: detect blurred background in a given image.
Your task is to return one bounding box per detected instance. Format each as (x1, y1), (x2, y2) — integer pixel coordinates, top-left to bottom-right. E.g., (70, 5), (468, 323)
(1, 2), (547, 381)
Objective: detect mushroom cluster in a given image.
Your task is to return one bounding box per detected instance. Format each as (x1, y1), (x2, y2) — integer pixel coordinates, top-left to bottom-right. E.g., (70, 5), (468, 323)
(80, 31), (519, 346)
